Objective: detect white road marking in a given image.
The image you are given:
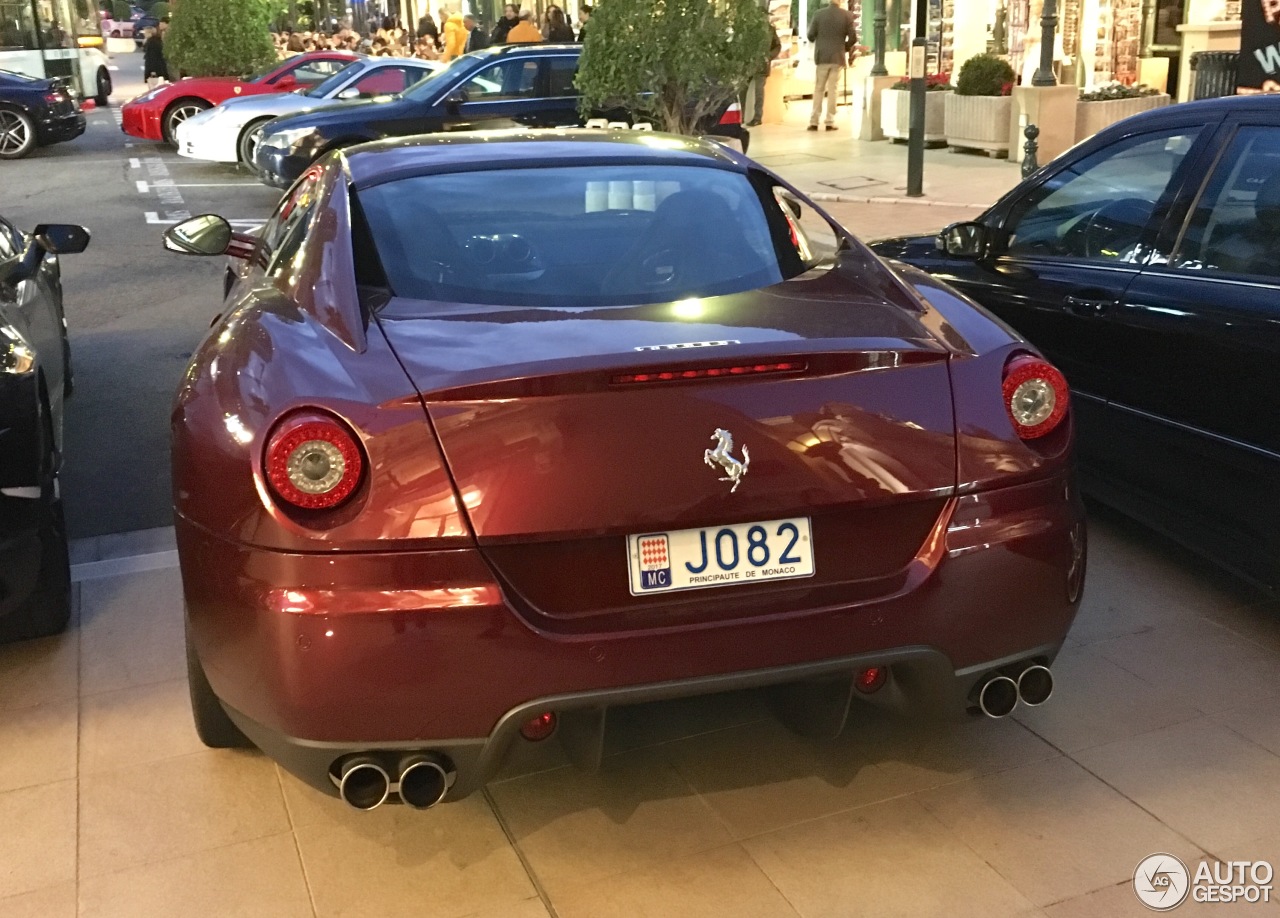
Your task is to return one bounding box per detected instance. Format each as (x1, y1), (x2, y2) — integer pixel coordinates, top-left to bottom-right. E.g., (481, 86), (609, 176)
(168, 182), (262, 188)
(135, 180), (148, 192)
(72, 550), (179, 582)
(128, 157), (140, 168)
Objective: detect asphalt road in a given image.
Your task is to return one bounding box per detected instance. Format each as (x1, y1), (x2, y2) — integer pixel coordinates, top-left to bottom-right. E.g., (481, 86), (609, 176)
(4, 55), (282, 537)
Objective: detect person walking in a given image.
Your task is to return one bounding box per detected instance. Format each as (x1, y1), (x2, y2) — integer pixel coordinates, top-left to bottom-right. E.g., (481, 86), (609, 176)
(441, 9), (467, 60)
(807, 0), (855, 131)
(491, 4), (518, 44)
(504, 9), (542, 43)
(463, 14), (489, 52)
(142, 23), (169, 88)
(575, 4), (591, 42)
(544, 6), (574, 41)
(745, 20), (781, 126)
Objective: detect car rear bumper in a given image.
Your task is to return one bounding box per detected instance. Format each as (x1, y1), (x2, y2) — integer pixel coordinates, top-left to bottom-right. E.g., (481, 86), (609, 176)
(35, 110), (85, 145)
(175, 119), (237, 163)
(121, 102), (162, 141)
(179, 470), (1085, 801)
(253, 142), (306, 188)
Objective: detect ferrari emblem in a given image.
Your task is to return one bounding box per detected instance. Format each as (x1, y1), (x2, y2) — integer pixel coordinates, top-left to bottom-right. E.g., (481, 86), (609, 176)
(704, 428), (750, 494)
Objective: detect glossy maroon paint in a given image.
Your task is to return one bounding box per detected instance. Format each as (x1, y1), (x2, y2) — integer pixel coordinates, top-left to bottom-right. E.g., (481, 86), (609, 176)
(173, 133), (1085, 797)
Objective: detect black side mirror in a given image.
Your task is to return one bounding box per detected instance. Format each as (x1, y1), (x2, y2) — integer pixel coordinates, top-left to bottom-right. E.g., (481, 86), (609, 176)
(33, 223), (90, 255)
(164, 214), (233, 257)
(937, 221), (990, 259)
(444, 88), (468, 106)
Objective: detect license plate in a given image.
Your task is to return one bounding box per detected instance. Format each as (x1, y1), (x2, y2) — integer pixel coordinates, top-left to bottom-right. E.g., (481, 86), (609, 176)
(627, 517), (814, 595)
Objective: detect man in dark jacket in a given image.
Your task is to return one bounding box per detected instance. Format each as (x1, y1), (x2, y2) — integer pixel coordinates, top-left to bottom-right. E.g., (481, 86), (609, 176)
(491, 4), (518, 43)
(416, 12), (438, 44)
(745, 22), (781, 127)
(463, 14), (490, 52)
(575, 4), (591, 42)
(807, 0), (855, 130)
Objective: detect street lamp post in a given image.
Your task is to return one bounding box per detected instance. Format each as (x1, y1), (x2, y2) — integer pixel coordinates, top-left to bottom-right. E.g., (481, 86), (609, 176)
(870, 0), (888, 77)
(905, 0), (927, 196)
(1031, 0), (1059, 87)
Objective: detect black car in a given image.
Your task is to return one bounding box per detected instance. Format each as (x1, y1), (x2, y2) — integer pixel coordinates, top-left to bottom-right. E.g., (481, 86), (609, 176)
(252, 44), (749, 188)
(0, 69), (85, 160)
(0, 218), (89, 643)
(871, 94), (1280, 594)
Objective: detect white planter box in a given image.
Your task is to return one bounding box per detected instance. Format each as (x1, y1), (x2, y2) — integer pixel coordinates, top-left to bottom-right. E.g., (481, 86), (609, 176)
(1074, 94), (1171, 141)
(880, 89), (948, 142)
(945, 94), (1013, 156)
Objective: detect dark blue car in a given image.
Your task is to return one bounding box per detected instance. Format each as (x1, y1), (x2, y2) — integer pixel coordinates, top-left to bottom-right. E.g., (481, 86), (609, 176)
(0, 69), (85, 160)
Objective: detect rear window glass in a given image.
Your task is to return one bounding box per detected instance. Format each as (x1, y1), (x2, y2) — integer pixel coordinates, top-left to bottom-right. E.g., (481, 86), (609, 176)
(356, 165), (788, 307)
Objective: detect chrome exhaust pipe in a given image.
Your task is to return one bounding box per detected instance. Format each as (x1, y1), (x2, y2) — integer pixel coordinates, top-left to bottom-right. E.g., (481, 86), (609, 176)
(1017, 665), (1054, 707)
(337, 757), (391, 811)
(397, 755), (450, 810)
(977, 675), (1019, 718)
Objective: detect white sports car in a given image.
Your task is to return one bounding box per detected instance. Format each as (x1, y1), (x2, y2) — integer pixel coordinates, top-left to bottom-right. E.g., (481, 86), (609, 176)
(175, 57), (442, 165)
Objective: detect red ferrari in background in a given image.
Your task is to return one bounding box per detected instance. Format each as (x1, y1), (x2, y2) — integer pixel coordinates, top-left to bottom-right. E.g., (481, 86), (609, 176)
(121, 51), (358, 144)
(162, 131), (1086, 812)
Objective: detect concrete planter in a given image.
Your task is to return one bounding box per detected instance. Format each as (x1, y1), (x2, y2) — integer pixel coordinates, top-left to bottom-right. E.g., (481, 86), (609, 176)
(945, 94), (1013, 156)
(1074, 94), (1171, 142)
(880, 89), (948, 143)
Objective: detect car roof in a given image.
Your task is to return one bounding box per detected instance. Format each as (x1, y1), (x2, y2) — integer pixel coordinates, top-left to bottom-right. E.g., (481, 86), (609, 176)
(343, 130), (747, 189)
(462, 42), (580, 62)
(1116, 92), (1280, 129)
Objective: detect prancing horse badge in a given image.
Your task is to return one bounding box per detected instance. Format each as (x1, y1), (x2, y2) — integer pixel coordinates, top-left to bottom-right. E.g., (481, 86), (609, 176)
(704, 428), (749, 494)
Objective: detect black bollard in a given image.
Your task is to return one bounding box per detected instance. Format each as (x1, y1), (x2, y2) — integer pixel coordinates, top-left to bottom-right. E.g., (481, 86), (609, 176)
(1021, 123), (1040, 178)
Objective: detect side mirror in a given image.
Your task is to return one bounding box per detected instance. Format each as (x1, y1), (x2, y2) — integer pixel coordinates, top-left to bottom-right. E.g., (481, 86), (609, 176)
(444, 88), (468, 106)
(336, 87), (360, 99)
(274, 76), (297, 91)
(164, 214), (233, 256)
(937, 221), (990, 259)
(33, 223), (90, 255)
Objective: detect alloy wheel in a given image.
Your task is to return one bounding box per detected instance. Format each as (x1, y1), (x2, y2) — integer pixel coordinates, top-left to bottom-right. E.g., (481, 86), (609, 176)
(0, 109), (34, 159)
(164, 101), (209, 144)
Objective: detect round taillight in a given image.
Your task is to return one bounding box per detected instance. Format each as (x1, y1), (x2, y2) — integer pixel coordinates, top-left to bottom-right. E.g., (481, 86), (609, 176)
(519, 711), (557, 742)
(1002, 355), (1069, 440)
(855, 666), (888, 694)
(265, 413), (363, 510)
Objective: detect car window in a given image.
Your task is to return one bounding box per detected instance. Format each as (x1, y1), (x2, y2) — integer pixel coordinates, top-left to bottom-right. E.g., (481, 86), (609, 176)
(257, 169), (322, 275)
(1003, 129), (1200, 262)
(1171, 126), (1280, 280)
(460, 58), (539, 101)
(357, 164), (787, 307)
(772, 187), (840, 267)
(351, 66), (413, 97)
(547, 57), (578, 97)
(278, 58), (350, 86)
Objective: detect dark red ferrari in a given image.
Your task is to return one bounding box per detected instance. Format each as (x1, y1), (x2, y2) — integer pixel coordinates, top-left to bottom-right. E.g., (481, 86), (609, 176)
(164, 131), (1085, 811)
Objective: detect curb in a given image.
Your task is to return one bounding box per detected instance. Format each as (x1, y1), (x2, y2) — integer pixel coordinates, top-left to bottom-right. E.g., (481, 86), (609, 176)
(809, 192), (989, 208)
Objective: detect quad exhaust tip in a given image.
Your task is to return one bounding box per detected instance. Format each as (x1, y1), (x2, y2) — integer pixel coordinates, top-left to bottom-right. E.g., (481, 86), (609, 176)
(337, 758), (391, 811)
(977, 675), (1019, 718)
(1017, 664), (1054, 707)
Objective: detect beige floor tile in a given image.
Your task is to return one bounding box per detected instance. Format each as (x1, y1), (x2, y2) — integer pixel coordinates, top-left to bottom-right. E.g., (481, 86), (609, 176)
(551, 843), (801, 918)
(78, 567), (185, 696)
(1043, 881), (1152, 918)
(79, 677), (205, 775)
(0, 882), (76, 918)
(744, 795), (1040, 918)
(1197, 598), (1280, 654)
(916, 756), (1202, 906)
(1092, 616), (1280, 715)
(0, 700), (77, 793)
(602, 687), (773, 757)
(0, 627), (78, 712)
(487, 750), (733, 899)
(1075, 719), (1280, 853)
(0, 781), (76, 899)
(78, 832), (313, 918)
(1013, 645), (1201, 753)
(78, 749), (291, 877)
(293, 794), (535, 918)
(458, 898), (551, 918)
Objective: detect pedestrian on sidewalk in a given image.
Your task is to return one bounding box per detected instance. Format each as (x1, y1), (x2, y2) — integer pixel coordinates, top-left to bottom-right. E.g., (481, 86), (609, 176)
(544, 6), (575, 42)
(807, 0), (855, 131)
(575, 4), (591, 42)
(505, 10), (543, 43)
(142, 23), (169, 88)
(463, 14), (489, 52)
(745, 20), (781, 127)
(441, 9), (467, 60)
(491, 5), (519, 44)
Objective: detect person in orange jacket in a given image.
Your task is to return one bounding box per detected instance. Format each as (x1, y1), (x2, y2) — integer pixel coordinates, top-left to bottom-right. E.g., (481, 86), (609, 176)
(441, 11), (468, 59)
(504, 9), (543, 43)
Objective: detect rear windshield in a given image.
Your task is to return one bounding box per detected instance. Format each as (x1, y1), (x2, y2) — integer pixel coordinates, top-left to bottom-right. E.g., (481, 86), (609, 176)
(356, 164), (788, 307)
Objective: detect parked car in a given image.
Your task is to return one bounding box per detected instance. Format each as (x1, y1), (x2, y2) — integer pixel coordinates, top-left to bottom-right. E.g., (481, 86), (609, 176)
(0, 217), (89, 643)
(870, 94), (1280, 594)
(252, 44), (750, 188)
(121, 50), (358, 145)
(163, 130), (1084, 810)
(0, 70), (85, 160)
(176, 57), (441, 166)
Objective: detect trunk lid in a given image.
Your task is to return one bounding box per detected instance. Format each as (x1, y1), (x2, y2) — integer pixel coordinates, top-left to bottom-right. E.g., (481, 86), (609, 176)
(376, 267), (958, 632)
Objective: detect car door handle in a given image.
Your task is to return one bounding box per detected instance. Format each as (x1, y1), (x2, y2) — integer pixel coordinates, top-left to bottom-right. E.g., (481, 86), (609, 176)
(1063, 295), (1116, 316)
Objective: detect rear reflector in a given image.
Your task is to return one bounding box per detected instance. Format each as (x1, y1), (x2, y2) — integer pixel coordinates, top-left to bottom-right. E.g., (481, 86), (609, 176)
(613, 361), (805, 385)
(855, 666), (888, 694)
(520, 712), (557, 741)
(718, 102), (743, 126)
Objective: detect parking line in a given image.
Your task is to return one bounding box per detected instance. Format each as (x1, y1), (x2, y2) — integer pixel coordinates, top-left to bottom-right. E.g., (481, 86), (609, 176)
(135, 180), (148, 192)
(168, 182), (263, 188)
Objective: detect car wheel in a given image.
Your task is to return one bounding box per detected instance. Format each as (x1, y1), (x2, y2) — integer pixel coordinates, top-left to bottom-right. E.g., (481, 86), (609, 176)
(186, 616), (253, 748)
(95, 68), (111, 107)
(0, 108), (36, 160)
(162, 98), (211, 145)
(237, 118), (270, 165)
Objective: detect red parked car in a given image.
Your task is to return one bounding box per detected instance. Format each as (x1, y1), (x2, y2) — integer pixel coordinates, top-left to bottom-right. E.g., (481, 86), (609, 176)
(121, 51), (358, 145)
(162, 131), (1086, 812)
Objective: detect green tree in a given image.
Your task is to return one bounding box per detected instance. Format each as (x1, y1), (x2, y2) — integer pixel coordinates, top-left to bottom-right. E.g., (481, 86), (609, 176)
(110, 0), (130, 21)
(151, 1), (170, 20)
(576, 0), (770, 137)
(166, 0), (276, 77)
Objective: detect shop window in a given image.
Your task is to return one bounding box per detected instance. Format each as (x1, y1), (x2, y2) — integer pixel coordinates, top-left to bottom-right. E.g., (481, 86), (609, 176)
(1172, 126), (1280, 279)
(1002, 129), (1199, 261)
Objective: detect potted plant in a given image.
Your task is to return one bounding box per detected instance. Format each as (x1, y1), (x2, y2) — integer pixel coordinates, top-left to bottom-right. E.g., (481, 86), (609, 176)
(1075, 82), (1170, 141)
(880, 73), (951, 143)
(945, 53), (1015, 156)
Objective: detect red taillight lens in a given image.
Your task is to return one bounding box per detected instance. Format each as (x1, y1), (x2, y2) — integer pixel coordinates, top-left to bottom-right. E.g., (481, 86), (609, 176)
(718, 102), (743, 126)
(264, 412), (364, 510)
(519, 712), (557, 742)
(44, 91), (64, 103)
(1002, 354), (1069, 440)
(855, 666), (888, 694)
(613, 361), (805, 385)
